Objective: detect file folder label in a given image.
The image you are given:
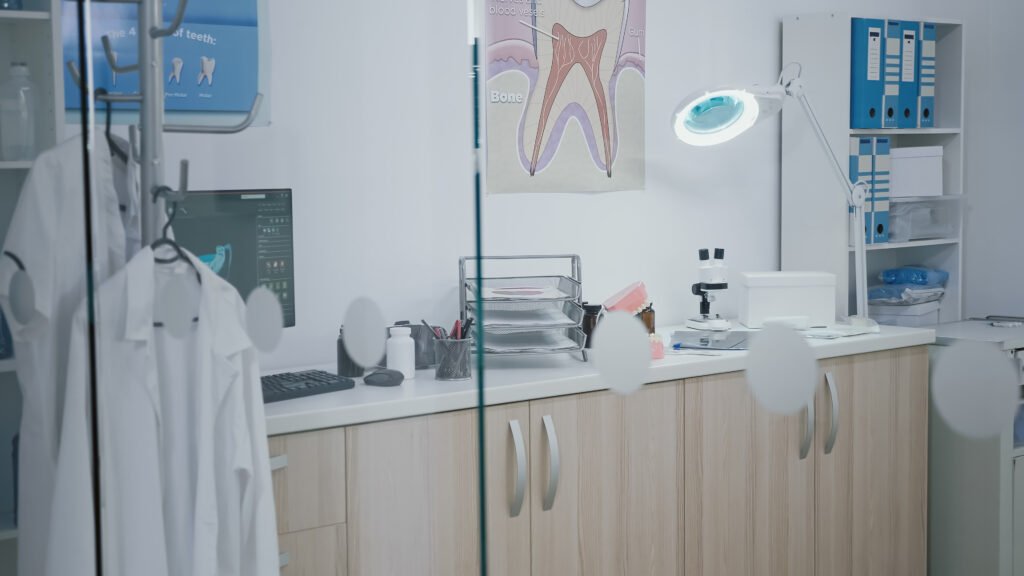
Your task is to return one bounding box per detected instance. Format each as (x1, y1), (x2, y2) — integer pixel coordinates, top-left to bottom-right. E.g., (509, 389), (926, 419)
(872, 137), (891, 243)
(919, 22), (937, 127)
(851, 18), (886, 128)
(898, 22), (919, 127)
(884, 20), (902, 128)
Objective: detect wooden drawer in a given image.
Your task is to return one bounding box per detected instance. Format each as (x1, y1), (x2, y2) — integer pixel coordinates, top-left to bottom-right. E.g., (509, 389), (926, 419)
(278, 524), (347, 576)
(269, 427), (347, 534)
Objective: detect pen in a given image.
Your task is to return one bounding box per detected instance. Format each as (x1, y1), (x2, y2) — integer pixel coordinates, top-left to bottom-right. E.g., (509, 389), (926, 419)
(452, 320), (462, 340)
(421, 319), (440, 339)
(462, 318), (474, 339)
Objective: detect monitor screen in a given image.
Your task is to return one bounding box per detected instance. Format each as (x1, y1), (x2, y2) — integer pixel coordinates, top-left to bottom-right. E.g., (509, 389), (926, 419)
(174, 189), (295, 327)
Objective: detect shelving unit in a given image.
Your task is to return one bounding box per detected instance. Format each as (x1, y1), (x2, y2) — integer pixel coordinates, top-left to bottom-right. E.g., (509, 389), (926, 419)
(0, 2), (64, 565)
(782, 12), (965, 325)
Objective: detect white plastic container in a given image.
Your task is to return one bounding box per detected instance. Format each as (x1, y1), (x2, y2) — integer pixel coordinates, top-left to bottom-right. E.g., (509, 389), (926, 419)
(0, 62), (36, 161)
(888, 195), (962, 242)
(738, 272), (837, 328)
(869, 300), (941, 327)
(891, 146), (943, 198)
(386, 326), (416, 380)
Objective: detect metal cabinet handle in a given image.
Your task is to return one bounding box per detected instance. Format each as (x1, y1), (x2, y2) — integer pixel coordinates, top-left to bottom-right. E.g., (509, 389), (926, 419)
(799, 396), (815, 460)
(269, 454), (288, 472)
(541, 415), (560, 511)
(824, 372), (839, 455)
(510, 419), (526, 517)
(279, 552), (290, 569)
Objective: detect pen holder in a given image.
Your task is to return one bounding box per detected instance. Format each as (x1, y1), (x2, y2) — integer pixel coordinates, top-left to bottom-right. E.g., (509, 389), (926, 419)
(434, 339), (473, 381)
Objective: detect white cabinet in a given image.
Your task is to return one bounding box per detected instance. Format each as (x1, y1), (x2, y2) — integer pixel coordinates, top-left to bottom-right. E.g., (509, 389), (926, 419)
(782, 13), (966, 324)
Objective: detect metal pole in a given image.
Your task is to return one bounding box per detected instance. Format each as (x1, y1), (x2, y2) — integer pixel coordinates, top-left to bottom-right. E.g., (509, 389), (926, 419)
(139, 0), (164, 243)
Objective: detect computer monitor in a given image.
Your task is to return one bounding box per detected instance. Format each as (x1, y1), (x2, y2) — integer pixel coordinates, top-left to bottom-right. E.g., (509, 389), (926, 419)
(173, 188), (296, 327)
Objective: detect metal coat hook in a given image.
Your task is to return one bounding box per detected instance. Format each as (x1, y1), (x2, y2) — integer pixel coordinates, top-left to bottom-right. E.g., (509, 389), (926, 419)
(152, 159), (189, 204)
(151, 0), (189, 38)
(101, 35), (139, 73)
(128, 125), (141, 163)
(66, 61), (143, 103)
(164, 93), (264, 134)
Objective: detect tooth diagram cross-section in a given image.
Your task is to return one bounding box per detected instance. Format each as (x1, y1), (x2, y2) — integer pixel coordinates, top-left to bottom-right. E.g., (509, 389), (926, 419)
(529, 24), (612, 177)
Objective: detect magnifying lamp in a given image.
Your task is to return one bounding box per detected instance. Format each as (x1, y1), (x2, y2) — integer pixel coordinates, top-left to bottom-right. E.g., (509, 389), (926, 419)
(673, 64), (876, 328)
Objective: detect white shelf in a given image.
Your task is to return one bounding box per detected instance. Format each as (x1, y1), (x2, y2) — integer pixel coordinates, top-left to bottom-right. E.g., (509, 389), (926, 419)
(0, 511), (15, 542)
(0, 161), (32, 170)
(0, 9), (49, 21)
(850, 128), (961, 135)
(848, 238), (960, 251)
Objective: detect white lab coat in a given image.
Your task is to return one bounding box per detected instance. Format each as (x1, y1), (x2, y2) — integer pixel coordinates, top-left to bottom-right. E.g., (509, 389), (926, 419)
(0, 135), (136, 576)
(47, 246), (279, 576)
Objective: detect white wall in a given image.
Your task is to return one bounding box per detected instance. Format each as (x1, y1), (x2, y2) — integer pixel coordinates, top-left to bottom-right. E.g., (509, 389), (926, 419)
(155, 0), (1022, 371)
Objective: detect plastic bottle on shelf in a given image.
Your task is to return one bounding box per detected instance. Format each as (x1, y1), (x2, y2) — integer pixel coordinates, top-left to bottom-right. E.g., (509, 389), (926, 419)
(386, 326), (416, 380)
(0, 62), (36, 161)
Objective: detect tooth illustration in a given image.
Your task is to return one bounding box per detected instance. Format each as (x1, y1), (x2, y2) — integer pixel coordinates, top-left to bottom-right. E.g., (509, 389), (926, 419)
(198, 57), (216, 86)
(169, 57), (183, 84)
(522, 1), (625, 178)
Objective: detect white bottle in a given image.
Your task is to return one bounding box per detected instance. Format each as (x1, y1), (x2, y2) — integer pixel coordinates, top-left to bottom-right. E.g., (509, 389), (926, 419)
(386, 326), (416, 380)
(0, 62), (36, 161)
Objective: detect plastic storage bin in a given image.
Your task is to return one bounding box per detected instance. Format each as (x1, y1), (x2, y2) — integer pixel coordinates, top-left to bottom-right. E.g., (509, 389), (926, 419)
(891, 146), (943, 197)
(888, 196), (962, 242)
(738, 272), (836, 328)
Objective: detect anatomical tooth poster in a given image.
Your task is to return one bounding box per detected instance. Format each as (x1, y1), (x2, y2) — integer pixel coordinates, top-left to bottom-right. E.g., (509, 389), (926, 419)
(485, 0), (645, 194)
(61, 0), (259, 113)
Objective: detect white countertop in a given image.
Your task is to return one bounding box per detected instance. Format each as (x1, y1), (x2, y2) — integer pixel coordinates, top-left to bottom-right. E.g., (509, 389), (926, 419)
(934, 320), (1024, 351)
(264, 325), (935, 435)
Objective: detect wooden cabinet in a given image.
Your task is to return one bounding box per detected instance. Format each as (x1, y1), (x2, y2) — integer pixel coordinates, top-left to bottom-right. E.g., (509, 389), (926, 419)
(684, 346), (928, 576)
(270, 346), (928, 576)
(529, 383), (680, 576)
(268, 427), (347, 535)
(345, 410), (479, 576)
(278, 524), (348, 576)
(683, 371), (814, 576)
(817, 347), (929, 576)
(485, 402), (532, 576)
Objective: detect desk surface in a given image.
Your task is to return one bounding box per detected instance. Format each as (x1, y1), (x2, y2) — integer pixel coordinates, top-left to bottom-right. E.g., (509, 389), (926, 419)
(263, 324), (935, 435)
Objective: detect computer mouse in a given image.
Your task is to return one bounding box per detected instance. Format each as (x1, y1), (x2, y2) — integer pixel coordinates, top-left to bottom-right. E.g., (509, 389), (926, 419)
(364, 369), (404, 387)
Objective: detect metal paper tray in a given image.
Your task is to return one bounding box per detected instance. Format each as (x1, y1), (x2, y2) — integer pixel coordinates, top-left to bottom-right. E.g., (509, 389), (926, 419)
(465, 275), (582, 303)
(469, 300), (584, 333)
(479, 327), (586, 355)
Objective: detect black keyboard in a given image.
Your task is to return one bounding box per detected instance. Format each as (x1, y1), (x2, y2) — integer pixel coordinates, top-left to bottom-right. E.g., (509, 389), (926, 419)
(261, 370), (355, 403)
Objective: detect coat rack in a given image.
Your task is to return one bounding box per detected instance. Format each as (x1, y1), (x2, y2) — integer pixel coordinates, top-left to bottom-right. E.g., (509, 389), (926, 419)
(66, 0), (264, 244)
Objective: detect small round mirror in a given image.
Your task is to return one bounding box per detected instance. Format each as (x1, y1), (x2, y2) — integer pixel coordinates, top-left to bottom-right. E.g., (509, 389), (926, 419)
(593, 311), (650, 396)
(246, 287), (283, 353)
(9, 270), (35, 325)
(342, 297), (387, 368)
(745, 324), (817, 415)
(933, 340), (1018, 439)
(157, 274), (194, 339)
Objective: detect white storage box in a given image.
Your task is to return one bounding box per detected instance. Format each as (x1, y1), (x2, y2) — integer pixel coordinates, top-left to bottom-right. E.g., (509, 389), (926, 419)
(891, 146), (943, 198)
(738, 272), (836, 328)
(869, 300), (941, 327)
(889, 195), (962, 242)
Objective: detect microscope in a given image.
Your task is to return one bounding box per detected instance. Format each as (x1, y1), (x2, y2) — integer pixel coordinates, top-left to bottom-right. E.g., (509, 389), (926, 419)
(686, 248), (732, 331)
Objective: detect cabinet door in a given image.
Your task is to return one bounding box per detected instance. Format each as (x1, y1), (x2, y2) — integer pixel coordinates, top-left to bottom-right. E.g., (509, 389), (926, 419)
(816, 347), (928, 576)
(485, 402), (531, 576)
(268, 427), (347, 534)
(530, 383), (679, 576)
(346, 410), (479, 576)
(683, 371), (815, 576)
(278, 524), (347, 576)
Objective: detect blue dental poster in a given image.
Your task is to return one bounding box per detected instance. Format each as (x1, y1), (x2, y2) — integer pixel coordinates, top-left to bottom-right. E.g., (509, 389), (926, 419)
(62, 0), (258, 112)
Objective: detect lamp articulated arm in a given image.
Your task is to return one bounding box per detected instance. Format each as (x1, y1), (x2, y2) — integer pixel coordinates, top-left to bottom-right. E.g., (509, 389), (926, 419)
(782, 75), (871, 319)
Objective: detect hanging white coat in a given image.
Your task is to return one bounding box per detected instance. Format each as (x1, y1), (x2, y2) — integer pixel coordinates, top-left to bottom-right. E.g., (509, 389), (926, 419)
(46, 247), (279, 576)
